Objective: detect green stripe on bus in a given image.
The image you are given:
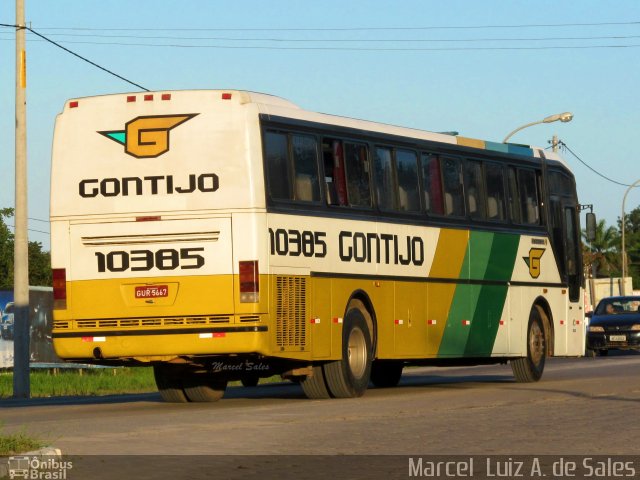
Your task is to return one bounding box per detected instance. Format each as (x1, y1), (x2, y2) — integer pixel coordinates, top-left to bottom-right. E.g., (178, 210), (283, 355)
(437, 231), (493, 356)
(464, 233), (520, 355)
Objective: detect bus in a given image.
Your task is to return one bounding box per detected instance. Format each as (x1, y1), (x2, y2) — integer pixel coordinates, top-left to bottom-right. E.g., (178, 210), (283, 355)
(50, 90), (590, 402)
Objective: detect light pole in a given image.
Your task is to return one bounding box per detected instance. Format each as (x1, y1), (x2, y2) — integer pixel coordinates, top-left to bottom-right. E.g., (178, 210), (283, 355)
(503, 112), (574, 143)
(621, 178), (640, 295)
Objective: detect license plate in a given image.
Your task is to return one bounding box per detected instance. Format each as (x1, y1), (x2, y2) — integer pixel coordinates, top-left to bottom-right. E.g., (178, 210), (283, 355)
(135, 285), (168, 299)
(609, 334), (626, 342)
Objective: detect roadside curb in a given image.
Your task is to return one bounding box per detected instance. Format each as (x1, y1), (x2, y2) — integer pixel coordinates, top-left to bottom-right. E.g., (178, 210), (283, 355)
(0, 447), (61, 478)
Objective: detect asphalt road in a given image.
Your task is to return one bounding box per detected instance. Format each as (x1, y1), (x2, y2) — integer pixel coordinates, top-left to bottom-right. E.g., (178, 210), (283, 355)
(2, 353), (640, 458)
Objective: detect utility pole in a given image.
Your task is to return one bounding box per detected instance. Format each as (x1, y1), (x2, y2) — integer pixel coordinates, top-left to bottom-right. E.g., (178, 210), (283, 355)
(13, 0), (30, 398)
(552, 134), (559, 153)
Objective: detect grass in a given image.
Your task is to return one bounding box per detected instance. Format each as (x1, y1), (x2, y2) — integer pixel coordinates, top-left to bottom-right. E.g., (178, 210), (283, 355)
(0, 367), (285, 399)
(0, 367), (157, 399)
(0, 423), (45, 456)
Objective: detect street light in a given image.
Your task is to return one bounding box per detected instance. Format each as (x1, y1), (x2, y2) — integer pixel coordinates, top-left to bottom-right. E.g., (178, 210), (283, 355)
(503, 112), (574, 143)
(621, 178), (640, 295)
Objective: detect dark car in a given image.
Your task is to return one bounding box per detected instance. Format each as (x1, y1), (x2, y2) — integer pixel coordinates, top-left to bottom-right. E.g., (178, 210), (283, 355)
(586, 296), (640, 356)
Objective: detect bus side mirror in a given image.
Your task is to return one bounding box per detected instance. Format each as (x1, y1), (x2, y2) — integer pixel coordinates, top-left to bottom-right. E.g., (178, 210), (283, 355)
(585, 212), (597, 242)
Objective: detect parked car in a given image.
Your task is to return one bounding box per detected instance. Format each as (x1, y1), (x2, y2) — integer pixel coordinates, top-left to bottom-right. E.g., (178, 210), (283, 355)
(586, 296), (640, 356)
(1, 302), (15, 340)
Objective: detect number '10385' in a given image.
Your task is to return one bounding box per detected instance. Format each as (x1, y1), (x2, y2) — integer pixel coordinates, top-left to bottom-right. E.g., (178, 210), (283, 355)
(95, 248), (205, 272)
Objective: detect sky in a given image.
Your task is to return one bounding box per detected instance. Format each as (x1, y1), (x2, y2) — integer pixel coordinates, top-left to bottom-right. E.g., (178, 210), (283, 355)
(0, 0), (639, 250)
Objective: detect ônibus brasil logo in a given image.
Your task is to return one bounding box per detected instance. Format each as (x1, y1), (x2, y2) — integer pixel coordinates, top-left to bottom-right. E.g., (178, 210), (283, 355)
(98, 114), (198, 158)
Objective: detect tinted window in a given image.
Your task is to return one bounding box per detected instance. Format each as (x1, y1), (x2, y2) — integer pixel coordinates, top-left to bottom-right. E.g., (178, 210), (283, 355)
(344, 142), (372, 207)
(518, 169), (540, 225)
(323, 139), (348, 206)
(265, 131), (291, 200)
(291, 135), (320, 202)
(374, 147), (395, 211)
(396, 150), (420, 212)
(464, 160), (485, 219)
(421, 154), (444, 215)
(442, 158), (464, 216)
(485, 163), (506, 221)
(507, 167), (521, 223)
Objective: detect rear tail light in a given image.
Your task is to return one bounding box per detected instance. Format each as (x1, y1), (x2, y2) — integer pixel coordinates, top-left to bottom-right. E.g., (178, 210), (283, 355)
(52, 268), (67, 309)
(239, 260), (259, 303)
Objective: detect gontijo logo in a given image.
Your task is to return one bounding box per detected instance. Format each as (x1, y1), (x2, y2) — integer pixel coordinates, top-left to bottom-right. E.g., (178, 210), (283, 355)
(98, 114), (198, 158)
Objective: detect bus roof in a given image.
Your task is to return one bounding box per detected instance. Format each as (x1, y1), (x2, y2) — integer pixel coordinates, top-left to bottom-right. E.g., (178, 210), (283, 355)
(62, 89), (571, 170)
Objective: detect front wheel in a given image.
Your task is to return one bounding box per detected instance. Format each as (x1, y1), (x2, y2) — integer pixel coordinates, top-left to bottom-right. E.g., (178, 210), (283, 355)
(511, 306), (546, 382)
(323, 308), (372, 398)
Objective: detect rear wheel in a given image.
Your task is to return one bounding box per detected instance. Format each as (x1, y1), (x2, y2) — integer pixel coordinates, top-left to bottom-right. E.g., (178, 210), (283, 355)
(370, 360), (404, 388)
(511, 306), (546, 382)
(153, 364), (188, 403)
(300, 365), (331, 399)
(183, 372), (227, 402)
(323, 308), (372, 398)
(598, 349), (609, 357)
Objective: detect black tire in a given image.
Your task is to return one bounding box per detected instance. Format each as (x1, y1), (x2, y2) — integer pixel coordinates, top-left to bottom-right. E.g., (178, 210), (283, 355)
(241, 375), (259, 387)
(370, 360), (404, 388)
(598, 349), (609, 357)
(183, 373), (227, 402)
(153, 364), (188, 403)
(300, 364), (332, 399)
(511, 306), (546, 383)
(323, 308), (372, 398)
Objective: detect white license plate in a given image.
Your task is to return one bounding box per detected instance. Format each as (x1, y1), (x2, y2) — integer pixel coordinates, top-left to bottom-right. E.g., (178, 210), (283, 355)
(135, 285), (168, 299)
(609, 334), (626, 342)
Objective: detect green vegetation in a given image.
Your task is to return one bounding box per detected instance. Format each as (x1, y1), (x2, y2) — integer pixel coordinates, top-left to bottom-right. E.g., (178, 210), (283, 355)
(583, 206), (640, 287)
(0, 424), (45, 456)
(0, 367), (157, 398)
(0, 208), (52, 288)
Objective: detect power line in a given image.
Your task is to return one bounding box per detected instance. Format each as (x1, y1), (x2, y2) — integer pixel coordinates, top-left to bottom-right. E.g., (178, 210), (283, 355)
(7, 225), (49, 235)
(3, 30), (640, 43)
(560, 141), (637, 188)
(24, 20), (640, 32)
(0, 23), (148, 91)
(3, 37), (639, 51)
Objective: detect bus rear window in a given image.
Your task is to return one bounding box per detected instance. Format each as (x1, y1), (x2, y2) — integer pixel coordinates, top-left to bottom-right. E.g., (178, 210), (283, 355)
(264, 131), (321, 203)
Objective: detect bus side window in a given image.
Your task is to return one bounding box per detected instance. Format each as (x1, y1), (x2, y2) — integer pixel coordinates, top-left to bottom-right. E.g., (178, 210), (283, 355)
(507, 167), (521, 223)
(264, 131), (292, 200)
(344, 142), (372, 207)
(463, 160), (485, 220)
(518, 168), (540, 225)
(421, 153), (444, 215)
(374, 147), (395, 211)
(291, 134), (321, 202)
(396, 149), (421, 212)
(485, 163), (506, 221)
(322, 138), (348, 206)
(442, 157), (465, 217)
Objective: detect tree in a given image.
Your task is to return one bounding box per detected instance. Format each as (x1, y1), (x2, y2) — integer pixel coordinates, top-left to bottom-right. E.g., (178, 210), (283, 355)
(618, 205), (640, 288)
(582, 218), (621, 279)
(0, 208), (52, 288)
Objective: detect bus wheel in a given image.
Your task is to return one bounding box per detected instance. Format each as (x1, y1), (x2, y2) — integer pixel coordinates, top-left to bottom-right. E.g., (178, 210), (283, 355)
(511, 306), (546, 382)
(183, 372), (227, 402)
(153, 364), (188, 403)
(370, 360), (404, 388)
(323, 308), (372, 398)
(241, 375), (259, 387)
(300, 365), (331, 399)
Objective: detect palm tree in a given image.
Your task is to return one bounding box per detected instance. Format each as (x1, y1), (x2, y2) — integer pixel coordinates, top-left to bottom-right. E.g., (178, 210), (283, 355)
(582, 219), (620, 278)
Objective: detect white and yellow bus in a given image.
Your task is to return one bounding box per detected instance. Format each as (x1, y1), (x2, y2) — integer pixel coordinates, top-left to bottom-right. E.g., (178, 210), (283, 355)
(51, 90), (591, 402)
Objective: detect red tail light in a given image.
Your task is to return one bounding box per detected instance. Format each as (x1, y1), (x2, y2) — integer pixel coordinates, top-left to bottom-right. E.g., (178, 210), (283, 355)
(239, 260), (259, 303)
(52, 268), (67, 309)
